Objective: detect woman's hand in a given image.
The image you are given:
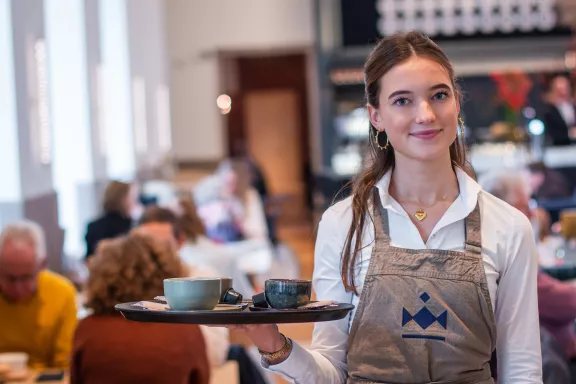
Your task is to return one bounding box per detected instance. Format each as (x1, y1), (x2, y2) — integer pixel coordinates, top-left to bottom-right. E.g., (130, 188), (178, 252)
(213, 323), (286, 353)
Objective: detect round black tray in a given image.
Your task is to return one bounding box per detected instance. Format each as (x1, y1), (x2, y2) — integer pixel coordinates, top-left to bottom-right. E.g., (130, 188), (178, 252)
(115, 302), (354, 325)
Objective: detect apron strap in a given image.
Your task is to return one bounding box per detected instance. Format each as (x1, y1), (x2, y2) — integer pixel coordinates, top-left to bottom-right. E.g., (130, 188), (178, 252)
(372, 188), (391, 247)
(464, 203), (482, 256)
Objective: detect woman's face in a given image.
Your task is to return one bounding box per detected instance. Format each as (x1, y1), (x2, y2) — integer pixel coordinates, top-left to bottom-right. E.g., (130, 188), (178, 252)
(368, 57), (460, 163)
(124, 185), (139, 216)
(222, 170), (238, 196)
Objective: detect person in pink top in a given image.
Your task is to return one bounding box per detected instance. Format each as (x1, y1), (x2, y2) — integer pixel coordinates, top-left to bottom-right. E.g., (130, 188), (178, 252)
(537, 272), (576, 359)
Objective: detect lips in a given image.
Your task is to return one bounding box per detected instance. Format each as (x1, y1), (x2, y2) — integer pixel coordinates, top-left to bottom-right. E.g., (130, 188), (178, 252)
(410, 129), (443, 140)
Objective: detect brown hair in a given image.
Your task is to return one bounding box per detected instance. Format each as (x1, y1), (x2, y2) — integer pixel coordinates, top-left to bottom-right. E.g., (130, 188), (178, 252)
(177, 197), (207, 243)
(85, 233), (186, 314)
(341, 31), (468, 294)
(138, 205), (182, 239)
(527, 161), (547, 174)
(535, 207), (551, 242)
(103, 181), (131, 215)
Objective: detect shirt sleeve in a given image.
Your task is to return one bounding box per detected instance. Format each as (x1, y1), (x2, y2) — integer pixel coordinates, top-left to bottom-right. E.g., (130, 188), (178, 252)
(495, 212), (543, 383)
(53, 286), (78, 368)
(266, 207), (354, 383)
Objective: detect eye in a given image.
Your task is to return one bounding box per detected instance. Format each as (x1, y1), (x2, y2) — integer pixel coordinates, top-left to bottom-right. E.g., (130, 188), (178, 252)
(393, 97), (410, 106)
(432, 91), (449, 101)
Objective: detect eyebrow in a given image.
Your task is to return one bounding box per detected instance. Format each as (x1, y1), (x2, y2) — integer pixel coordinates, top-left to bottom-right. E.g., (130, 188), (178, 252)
(387, 83), (451, 100)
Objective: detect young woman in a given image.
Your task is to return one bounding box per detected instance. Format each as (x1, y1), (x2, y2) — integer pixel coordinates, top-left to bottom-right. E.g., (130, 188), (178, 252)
(226, 31), (542, 383)
(84, 180), (137, 259)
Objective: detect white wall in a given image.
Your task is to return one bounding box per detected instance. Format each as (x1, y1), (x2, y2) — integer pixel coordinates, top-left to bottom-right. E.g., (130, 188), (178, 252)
(45, 0), (95, 258)
(126, 0), (170, 170)
(85, 0), (107, 181)
(166, 0), (315, 161)
(99, 0), (136, 181)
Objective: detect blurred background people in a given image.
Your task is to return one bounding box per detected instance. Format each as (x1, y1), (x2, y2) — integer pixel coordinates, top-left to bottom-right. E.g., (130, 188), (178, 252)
(544, 75), (576, 146)
(0, 221), (77, 369)
(72, 233), (210, 384)
(134, 205), (230, 369)
(177, 197), (255, 298)
(480, 170), (576, 382)
(196, 160), (269, 244)
(84, 181), (137, 259)
(135, 204), (268, 383)
(528, 161), (573, 200)
(193, 160), (277, 284)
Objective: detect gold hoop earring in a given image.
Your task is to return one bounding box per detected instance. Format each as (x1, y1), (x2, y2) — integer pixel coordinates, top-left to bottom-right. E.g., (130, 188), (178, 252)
(375, 130), (390, 150)
(457, 117), (465, 137)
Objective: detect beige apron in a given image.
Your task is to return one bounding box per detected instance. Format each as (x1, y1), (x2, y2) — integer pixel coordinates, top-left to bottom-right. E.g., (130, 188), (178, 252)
(347, 189), (496, 383)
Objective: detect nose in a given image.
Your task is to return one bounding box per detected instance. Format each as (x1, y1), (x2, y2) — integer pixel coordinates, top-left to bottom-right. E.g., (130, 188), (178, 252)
(414, 101), (436, 124)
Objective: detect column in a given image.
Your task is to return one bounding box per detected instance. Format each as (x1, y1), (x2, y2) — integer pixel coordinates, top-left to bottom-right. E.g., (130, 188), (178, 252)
(0, 0), (22, 228)
(99, 0), (136, 181)
(44, 0), (94, 258)
(126, 0), (172, 176)
(9, 0), (62, 272)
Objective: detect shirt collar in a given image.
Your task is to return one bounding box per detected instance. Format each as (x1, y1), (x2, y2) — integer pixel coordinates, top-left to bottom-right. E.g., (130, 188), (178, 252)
(375, 166), (481, 220)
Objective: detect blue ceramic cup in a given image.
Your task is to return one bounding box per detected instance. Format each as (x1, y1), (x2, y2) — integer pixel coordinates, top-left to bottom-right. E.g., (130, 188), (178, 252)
(163, 277), (221, 311)
(264, 279), (312, 309)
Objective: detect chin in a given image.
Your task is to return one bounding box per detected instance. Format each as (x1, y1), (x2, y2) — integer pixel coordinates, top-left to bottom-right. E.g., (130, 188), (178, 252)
(402, 144), (450, 163)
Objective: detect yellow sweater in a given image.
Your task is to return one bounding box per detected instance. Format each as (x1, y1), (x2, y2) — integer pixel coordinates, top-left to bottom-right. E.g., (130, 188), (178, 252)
(0, 270), (77, 369)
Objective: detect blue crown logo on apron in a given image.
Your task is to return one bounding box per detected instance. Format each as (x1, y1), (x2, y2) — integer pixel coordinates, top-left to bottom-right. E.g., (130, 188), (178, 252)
(401, 293), (448, 341)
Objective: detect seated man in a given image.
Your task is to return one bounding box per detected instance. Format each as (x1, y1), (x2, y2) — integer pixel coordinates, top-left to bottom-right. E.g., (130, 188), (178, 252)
(0, 221), (77, 369)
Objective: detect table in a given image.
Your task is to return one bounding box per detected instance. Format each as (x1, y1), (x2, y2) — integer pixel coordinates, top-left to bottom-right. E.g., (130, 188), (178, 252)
(3, 370), (68, 384)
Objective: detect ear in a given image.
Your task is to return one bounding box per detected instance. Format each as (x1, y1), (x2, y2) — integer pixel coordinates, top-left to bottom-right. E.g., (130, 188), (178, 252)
(456, 99), (461, 116)
(367, 104), (383, 131)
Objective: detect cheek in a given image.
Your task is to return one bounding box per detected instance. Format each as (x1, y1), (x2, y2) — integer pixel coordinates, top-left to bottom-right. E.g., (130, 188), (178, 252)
(380, 108), (411, 133)
(28, 279), (38, 290)
(441, 107), (459, 128)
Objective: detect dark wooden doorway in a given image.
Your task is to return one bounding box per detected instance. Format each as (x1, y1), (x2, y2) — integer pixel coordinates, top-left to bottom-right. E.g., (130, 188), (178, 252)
(223, 54), (312, 224)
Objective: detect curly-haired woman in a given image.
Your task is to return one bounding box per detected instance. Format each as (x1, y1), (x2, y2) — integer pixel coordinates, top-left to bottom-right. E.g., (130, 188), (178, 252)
(71, 233), (210, 384)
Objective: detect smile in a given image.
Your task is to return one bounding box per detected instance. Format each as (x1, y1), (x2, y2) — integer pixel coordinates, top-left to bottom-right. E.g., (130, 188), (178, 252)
(410, 129), (443, 140)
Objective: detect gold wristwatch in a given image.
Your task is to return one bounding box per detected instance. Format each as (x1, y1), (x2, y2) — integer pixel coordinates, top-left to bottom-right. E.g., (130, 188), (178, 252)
(259, 334), (293, 366)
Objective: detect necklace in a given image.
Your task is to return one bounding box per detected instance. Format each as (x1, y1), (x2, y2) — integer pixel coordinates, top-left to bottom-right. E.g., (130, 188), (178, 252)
(406, 195), (448, 222)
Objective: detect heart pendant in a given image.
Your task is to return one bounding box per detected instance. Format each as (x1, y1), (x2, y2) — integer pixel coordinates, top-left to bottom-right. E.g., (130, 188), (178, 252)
(414, 209), (427, 221)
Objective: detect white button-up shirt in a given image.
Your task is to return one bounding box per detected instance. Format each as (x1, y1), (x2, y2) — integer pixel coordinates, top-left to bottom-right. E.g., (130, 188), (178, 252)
(267, 167), (542, 383)
(557, 102), (576, 127)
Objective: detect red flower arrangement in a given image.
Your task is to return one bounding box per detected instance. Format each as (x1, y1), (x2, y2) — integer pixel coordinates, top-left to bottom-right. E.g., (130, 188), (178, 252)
(490, 71), (533, 125)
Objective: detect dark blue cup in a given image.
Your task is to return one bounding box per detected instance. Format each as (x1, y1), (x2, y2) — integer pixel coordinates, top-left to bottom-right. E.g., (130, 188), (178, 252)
(264, 279), (312, 309)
